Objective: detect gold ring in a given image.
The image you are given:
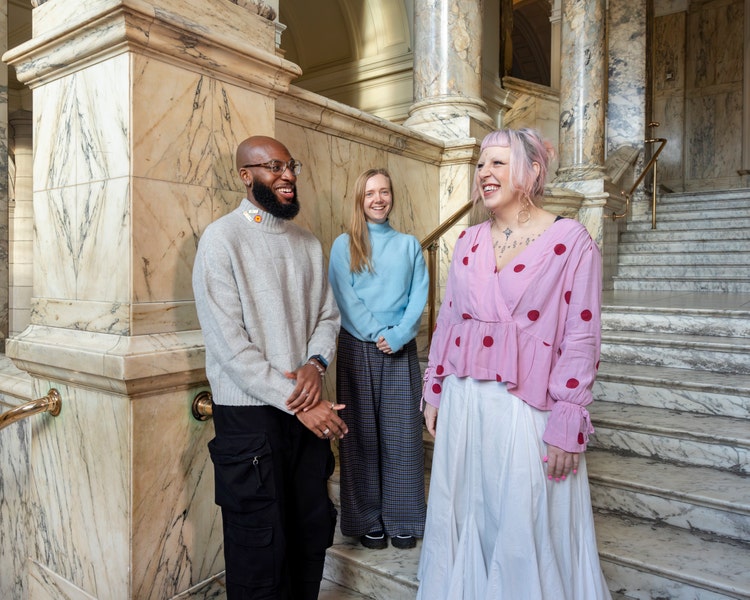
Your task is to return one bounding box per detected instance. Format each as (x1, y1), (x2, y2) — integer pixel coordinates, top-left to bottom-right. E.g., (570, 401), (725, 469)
(330, 402), (335, 410)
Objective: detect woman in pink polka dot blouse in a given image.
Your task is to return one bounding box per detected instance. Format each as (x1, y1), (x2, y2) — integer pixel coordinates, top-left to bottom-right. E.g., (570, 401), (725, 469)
(416, 128), (612, 600)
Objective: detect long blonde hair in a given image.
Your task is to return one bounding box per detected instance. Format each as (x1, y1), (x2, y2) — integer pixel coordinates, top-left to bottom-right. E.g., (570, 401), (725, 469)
(348, 168), (393, 273)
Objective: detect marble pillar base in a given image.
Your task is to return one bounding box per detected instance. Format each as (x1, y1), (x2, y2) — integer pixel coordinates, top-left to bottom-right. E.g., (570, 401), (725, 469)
(404, 96), (494, 141)
(7, 326), (205, 395)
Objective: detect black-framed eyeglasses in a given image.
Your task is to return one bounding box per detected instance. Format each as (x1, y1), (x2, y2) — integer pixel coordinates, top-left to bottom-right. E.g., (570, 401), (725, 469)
(243, 159), (302, 176)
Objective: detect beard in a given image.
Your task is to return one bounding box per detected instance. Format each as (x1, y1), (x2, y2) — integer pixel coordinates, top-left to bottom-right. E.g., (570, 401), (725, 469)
(252, 180), (300, 220)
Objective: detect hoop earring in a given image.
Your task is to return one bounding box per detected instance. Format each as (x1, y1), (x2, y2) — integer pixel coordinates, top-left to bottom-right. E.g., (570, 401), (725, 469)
(517, 196), (531, 224)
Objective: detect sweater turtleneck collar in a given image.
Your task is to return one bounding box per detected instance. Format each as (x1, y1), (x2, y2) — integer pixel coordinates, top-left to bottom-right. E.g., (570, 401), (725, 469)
(367, 219), (393, 235)
(238, 198), (289, 233)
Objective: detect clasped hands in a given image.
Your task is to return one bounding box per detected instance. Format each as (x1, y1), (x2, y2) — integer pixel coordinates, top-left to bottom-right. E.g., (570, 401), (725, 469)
(285, 362), (347, 440)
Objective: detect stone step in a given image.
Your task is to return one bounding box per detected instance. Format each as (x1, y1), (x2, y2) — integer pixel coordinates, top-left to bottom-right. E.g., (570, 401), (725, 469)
(628, 205), (750, 224)
(601, 304), (750, 338)
(620, 227), (748, 242)
(656, 189), (750, 203)
(641, 190), (750, 213)
(634, 197), (750, 214)
(626, 216), (750, 232)
(323, 531), (420, 600)
(587, 449), (750, 543)
(588, 401), (750, 474)
(595, 512), (750, 600)
(595, 362), (750, 419)
(602, 289), (750, 312)
(612, 277), (750, 293)
(320, 579), (377, 599)
(616, 264), (750, 279)
(325, 468), (637, 600)
(630, 190), (750, 210)
(324, 465), (421, 600)
(617, 239), (750, 254)
(600, 330), (750, 374)
(618, 250), (750, 266)
(651, 192), (750, 204)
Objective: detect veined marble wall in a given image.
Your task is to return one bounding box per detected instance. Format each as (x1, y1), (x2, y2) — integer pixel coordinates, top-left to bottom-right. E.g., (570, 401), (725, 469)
(499, 76), (560, 177)
(652, 8), (687, 190)
(0, 362), (33, 600)
(654, 0), (745, 191)
(685, 0), (744, 190)
(1, 1), (298, 598)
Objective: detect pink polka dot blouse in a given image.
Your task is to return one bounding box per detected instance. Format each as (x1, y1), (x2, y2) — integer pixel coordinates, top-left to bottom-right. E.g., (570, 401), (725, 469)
(423, 218), (602, 453)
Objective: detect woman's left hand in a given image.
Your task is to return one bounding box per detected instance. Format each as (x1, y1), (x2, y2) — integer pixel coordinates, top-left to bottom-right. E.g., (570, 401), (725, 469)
(376, 336), (393, 354)
(544, 444), (580, 481)
(424, 403), (438, 437)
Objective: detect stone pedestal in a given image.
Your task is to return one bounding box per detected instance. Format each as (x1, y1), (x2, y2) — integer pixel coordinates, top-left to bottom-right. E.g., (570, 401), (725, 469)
(2, 0), (300, 597)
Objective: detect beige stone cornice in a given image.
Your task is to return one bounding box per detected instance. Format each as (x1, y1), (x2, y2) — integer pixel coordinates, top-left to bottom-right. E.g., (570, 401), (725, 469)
(4, 0), (300, 95)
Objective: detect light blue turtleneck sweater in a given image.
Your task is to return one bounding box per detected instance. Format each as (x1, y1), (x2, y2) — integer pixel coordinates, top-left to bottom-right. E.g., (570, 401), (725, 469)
(328, 220), (428, 353)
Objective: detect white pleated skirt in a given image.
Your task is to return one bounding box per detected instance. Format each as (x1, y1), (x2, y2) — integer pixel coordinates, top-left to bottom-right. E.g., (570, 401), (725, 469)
(416, 376), (611, 600)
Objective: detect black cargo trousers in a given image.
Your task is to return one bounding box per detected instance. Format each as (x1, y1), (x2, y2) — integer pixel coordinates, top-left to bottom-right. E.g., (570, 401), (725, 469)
(209, 403), (337, 600)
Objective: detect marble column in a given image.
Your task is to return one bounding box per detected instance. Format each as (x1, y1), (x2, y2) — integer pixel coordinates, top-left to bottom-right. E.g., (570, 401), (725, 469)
(403, 0), (494, 307)
(556, 0), (607, 181)
(552, 0), (622, 288)
(2, 0), (300, 598)
(607, 0), (648, 154)
(404, 0), (494, 140)
(607, 0), (649, 219)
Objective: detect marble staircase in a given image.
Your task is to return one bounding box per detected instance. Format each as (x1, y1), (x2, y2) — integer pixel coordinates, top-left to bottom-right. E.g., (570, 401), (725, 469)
(321, 188), (750, 599)
(612, 189), (750, 293)
(590, 293), (750, 599)
(589, 188), (750, 599)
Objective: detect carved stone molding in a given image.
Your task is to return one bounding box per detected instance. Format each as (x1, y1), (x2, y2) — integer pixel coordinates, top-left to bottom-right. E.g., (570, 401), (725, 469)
(227, 0), (276, 21)
(32, 0), (276, 20)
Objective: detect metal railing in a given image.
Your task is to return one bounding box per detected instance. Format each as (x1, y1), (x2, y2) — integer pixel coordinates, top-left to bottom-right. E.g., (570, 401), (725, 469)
(613, 122), (668, 228)
(420, 200), (475, 342)
(0, 389), (62, 431)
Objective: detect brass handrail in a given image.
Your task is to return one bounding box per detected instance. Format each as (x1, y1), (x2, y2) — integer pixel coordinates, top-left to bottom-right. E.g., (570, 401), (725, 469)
(192, 390), (213, 421)
(613, 122), (668, 228)
(420, 200), (475, 341)
(0, 389), (62, 431)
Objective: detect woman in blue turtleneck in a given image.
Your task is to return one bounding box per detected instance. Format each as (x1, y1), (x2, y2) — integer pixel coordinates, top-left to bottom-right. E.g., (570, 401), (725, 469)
(328, 168), (429, 551)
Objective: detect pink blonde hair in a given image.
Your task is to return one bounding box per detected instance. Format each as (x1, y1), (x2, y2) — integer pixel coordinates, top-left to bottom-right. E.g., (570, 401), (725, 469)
(471, 128), (556, 207)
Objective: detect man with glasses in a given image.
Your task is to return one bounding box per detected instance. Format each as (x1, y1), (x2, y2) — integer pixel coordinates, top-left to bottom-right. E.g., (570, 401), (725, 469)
(193, 135), (347, 599)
